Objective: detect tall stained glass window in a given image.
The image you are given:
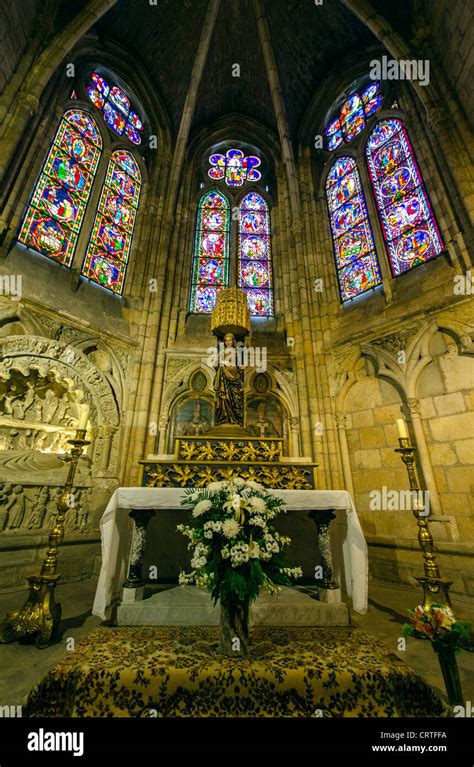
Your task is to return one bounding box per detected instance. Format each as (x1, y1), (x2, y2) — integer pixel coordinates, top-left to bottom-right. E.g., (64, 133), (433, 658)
(18, 110), (102, 267)
(189, 189), (230, 313)
(238, 192), (273, 316)
(81, 150), (141, 295)
(366, 119), (444, 276)
(326, 156), (382, 301)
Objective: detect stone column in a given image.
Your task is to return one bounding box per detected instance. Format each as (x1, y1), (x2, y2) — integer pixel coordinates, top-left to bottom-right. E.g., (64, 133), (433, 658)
(98, 426), (115, 473)
(122, 509), (157, 601)
(289, 416), (300, 458)
(157, 415), (169, 455)
(406, 398), (442, 516)
(335, 413), (355, 499)
(308, 509), (341, 603)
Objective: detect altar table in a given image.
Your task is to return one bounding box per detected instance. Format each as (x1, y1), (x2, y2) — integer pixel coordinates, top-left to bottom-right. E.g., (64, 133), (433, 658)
(92, 488), (368, 619)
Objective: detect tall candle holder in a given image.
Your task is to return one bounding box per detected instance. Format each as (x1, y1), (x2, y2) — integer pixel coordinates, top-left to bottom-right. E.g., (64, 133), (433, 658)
(395, 436), (452, 610)
(1, 429), (90, 648)
(396, 433), (467, 706)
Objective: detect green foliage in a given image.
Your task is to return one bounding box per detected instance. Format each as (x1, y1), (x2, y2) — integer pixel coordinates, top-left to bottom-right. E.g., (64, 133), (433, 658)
(178, 479), (302, 606)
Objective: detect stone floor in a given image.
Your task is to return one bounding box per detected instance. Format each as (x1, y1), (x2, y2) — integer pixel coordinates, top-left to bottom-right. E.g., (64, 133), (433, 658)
(0, 578), (472, 711)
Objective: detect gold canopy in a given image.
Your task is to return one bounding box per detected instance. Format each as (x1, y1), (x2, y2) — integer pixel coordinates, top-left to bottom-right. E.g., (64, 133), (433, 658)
(211, 287), (251, 337)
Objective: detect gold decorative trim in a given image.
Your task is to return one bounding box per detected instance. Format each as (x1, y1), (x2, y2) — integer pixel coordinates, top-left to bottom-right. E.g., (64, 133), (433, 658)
(176, 437), (283, 463)
(142, 461), (317, 490)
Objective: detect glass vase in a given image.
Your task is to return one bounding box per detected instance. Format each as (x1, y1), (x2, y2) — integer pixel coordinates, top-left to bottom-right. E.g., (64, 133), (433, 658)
(433, 643), (464, 706)
(219, 600), (249, 656)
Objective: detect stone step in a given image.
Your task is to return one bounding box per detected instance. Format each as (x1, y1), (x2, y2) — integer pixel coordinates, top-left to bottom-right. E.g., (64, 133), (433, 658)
(116, 585), (350, 627)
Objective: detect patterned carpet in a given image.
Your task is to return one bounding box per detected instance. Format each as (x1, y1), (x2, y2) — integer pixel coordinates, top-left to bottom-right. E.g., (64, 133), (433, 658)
(25, 626), (447, 718)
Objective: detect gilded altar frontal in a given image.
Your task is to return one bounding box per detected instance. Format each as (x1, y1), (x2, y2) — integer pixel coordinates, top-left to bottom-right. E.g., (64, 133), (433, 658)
(0, 0), (472, 753)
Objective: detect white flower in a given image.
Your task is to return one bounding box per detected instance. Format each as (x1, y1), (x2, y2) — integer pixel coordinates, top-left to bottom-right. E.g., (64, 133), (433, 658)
(227, 494), (241, 511)
(222, 518), (240, 539)
(233, 477), (245, 486)
(207, 481), (225, 494)
(221, 546), (230, 559)
(248, 540), (260, 559)
(246, 480), (265, 492)
(203, 520), (222, 539)
(230, 542), (249, 566)
(251, 515), (266, 528)
(248, 496), (266, 514)
(192, 499), (212, 517)
(280, 566), (303, 580)
(195, 571), (212, 589)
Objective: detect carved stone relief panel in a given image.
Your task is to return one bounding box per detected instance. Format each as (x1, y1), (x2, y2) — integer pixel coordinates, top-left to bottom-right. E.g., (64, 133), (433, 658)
(0, 482), (93, 533)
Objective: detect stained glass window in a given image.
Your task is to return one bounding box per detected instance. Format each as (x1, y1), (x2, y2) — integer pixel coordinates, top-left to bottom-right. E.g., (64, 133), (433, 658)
(208, 149), (261, 187)
(326, 156), (382, 301)
(238, 192), (273, 316)
(18, 109), (102, 267)
(81, 150), (141, 295)
(325, 82), (383, 151)
(189, 189), (230, 313)
(86, 72), (144, 145)
(366, 119), (444, 276)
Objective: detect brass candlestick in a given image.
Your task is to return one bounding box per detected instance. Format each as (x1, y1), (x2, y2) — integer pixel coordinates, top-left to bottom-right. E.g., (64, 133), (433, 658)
(396, 435), (467, 706)
(395, 436), (453, 611)
(1, 429), (90, 648)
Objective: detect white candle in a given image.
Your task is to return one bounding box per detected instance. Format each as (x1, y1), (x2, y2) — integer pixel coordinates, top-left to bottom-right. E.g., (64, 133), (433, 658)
(77, 404), (90, 431)
(396, 418), (409, 440)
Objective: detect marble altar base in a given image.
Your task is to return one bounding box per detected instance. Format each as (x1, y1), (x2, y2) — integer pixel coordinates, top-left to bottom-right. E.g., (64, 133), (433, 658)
(116, 585), (350, 627)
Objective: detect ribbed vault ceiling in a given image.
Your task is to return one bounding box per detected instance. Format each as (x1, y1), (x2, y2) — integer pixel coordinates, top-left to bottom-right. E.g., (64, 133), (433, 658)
(93, 0), (381, 139)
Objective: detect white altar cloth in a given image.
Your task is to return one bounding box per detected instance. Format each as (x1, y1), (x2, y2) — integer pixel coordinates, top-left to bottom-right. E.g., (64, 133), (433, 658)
(92, 488), (368, 619)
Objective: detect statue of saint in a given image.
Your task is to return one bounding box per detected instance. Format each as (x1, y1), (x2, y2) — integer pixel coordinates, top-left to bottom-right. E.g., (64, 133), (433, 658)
(214, 333), (244, 427)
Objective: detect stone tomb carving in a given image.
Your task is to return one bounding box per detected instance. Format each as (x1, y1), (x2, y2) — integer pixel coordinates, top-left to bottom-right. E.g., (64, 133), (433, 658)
(0, 482), (93, 532)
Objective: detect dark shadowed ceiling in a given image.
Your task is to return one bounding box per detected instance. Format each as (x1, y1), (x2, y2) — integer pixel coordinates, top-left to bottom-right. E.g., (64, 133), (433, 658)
(93, 0), (381, 140)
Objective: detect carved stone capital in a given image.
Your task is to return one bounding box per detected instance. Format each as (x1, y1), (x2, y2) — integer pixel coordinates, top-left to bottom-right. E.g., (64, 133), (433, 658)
(17, 92), (40, 116)
(426, 105), (447, 132)
(335, 413), (347, 428)
(100, 425), (116, 437)
(407, 397), (421, 415)
(289, 416), (299, 429)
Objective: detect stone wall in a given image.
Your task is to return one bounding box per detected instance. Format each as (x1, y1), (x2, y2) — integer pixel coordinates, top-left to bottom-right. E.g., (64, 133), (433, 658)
(425, 0), (473, 124)
(342, 328), (474, 596)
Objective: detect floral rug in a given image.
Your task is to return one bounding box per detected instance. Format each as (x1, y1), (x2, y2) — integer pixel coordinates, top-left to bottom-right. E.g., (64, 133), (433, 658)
(25, 626), (447, 717)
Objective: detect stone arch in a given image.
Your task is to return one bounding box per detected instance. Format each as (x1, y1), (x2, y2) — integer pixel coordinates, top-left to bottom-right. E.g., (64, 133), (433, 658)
(0, 335), (119, 427)
(157, 359), (216, 454)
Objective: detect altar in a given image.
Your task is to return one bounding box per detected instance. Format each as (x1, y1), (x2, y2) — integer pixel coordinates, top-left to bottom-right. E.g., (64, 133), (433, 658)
(92, 292), (368, 625)
(92, 487), (368, 619)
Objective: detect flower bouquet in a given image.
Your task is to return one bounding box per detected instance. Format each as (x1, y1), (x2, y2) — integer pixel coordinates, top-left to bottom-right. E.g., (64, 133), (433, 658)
(403, 603), (472, 705)
(403, 604), (470, 649)
(178, 478), (302, 655)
